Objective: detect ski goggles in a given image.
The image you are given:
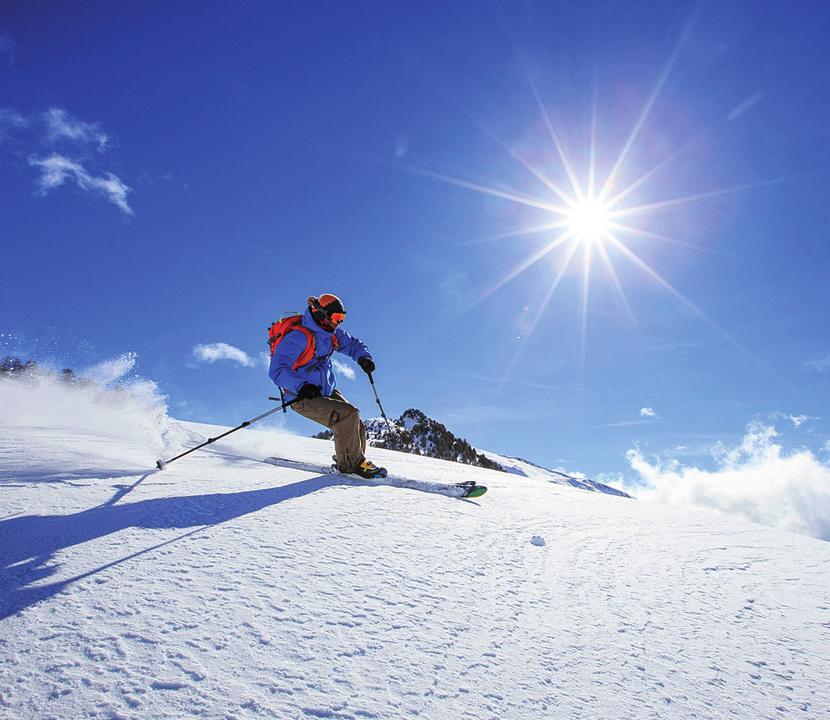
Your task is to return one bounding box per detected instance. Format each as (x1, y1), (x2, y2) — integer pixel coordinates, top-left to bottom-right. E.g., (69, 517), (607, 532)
(328, 311), (346, 326)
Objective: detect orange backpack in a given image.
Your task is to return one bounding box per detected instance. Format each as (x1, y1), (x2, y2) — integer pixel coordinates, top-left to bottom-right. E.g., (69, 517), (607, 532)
(267, 314), (339, 370)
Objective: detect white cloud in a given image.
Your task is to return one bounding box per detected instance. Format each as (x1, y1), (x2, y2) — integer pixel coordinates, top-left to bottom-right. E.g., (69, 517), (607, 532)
(332, 357), (356, 380)
(623, 420), (830, 541)
(768, 412), (817, 429)
(43, 107), (109, 151)
(29, 153), (133, 214)
(593, 407), (658, 428)
(2, 105), (137, 214)
(0, 107), (27, 142)
(592, 419), (650, 428)
(192, 343), (255, 367)
(804, 355), (830, 372)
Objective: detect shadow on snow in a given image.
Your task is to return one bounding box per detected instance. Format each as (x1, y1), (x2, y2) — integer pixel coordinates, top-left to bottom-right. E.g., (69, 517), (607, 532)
(0, 472), (348, 620)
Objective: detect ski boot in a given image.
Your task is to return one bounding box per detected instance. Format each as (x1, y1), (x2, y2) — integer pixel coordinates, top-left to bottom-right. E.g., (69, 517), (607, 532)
(350, 459), (388, 479)
(332, 455), (388, 479)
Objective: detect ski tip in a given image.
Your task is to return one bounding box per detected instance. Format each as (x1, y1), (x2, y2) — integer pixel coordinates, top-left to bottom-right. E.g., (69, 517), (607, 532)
(156, 459), (166, 470)
(464, 485), (487, 498)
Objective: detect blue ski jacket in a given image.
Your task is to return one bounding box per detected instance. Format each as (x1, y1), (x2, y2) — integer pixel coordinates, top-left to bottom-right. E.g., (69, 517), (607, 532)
(269, 307), (372, 400)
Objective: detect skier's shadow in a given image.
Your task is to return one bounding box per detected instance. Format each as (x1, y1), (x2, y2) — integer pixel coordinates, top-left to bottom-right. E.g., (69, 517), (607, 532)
(0, 472), (346, 620)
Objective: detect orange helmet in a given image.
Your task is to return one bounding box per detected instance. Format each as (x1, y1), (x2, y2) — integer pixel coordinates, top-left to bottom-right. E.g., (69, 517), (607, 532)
(308, 293), (346, 331)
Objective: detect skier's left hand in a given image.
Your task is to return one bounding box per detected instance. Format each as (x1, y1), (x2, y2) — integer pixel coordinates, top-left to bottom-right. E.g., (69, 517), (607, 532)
(358, 357), (375, 375)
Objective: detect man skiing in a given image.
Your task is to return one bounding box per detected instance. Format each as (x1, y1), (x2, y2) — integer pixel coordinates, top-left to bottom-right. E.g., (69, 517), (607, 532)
(268, 294), (386, 479)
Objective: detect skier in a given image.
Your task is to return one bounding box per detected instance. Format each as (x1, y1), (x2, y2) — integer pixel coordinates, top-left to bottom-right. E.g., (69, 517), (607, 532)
(268, 294), (386, 479)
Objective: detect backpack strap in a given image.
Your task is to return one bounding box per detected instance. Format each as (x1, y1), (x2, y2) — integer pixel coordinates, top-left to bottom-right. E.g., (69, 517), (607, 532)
(294, 326), (338, 367)
(272, 316), (338, 372)
(291, 325), (316, 370)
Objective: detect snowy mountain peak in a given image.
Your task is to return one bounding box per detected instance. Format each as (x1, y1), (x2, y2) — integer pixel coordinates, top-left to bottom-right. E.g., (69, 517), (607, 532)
(316, 407), (505, 471)
(366, 408), (506, 471)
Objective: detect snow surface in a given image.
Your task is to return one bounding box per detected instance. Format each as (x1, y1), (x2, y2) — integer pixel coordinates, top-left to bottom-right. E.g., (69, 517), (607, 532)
(1, 385), (829, 718)
(480, 451), (630, 497)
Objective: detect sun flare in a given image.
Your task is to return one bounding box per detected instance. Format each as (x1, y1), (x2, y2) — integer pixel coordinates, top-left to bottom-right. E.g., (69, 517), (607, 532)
(413, 18), (771, 377)
(566, 197), (612, 243)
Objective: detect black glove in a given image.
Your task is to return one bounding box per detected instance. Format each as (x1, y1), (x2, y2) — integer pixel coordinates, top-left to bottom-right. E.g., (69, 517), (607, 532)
(358, 357), (375, 375)
(296, 383), (322, 401)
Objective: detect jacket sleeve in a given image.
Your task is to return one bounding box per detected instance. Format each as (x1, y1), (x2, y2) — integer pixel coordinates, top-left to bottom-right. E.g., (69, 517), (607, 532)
(334, 328), (371, 363)
(269, 330), (310, 394)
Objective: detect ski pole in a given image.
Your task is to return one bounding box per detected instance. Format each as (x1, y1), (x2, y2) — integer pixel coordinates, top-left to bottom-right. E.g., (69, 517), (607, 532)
(367, 372), (394, 435)
(156, 397), (298, 470)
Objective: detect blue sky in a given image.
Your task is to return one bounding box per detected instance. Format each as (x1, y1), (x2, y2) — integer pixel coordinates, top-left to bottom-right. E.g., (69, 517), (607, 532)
(2, 1), (829, 482)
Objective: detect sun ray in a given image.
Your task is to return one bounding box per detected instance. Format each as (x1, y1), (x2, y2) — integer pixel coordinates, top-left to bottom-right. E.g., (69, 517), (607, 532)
(409, 165), (570, 215)
(519, 55), (584, 199)
(579, 240), (593, 369)
(595, 236), (637, 323)
(604, 128), (711, 209)
(475, 119), (576, 206)
(463, 231), (575, 313)
(603, 232), (756, 356)
(461, 220), (571, 246)
(499, 238), (582, 387)
(598, 6), (700, 202)
(608, 220), (714, 253)
(609, 171), (821, 218)
(588, 79), (599, 198)
(522, 237), (581, 338)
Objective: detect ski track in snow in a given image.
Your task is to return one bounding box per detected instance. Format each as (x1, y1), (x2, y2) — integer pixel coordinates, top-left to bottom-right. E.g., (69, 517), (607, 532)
(0, 420), (828, 719)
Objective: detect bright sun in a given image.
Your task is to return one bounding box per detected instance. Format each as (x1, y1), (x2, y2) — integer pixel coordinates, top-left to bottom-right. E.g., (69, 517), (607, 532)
(414, 30), (766, 374)
(566, 197), (612, 243)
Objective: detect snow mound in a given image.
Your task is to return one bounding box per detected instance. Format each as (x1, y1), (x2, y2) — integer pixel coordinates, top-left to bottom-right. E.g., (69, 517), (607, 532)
(0, 355), (173, 476)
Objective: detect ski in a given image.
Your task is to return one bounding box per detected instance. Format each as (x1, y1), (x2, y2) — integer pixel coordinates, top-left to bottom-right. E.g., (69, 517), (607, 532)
(263, 457), (487, 499)
(454, 480), (488, 498)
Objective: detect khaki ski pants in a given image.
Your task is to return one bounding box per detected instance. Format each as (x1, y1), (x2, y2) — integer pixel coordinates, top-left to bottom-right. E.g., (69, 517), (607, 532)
(292, 390), (367, 472)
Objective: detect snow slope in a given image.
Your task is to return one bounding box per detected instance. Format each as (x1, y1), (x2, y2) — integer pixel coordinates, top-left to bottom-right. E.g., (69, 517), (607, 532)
(1, 409), (829, 718)
(481, 451), (630, 497)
